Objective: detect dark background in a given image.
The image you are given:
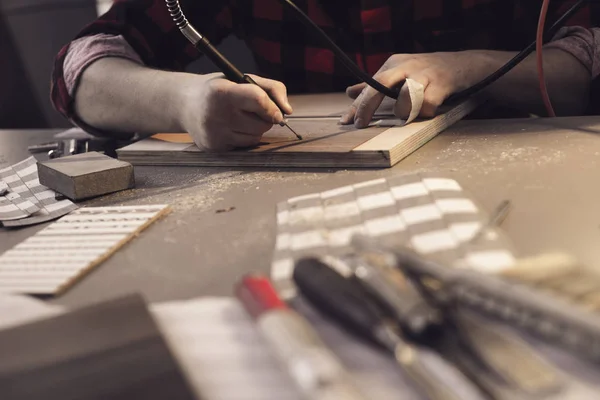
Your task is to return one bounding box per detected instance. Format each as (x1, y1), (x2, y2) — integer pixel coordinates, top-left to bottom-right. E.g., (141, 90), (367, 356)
(0, 0), (257, 130)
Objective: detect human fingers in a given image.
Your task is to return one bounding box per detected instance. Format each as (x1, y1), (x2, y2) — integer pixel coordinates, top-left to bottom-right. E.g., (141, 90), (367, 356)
(230, 110), (273, 136)
(339, 87), (363, 125)
(346, 82), (367, 99)
(227, 82), (283, 124)
(246, 74), (293, 115)
(230, 131), (263, 148)
(420, 82), (454, 118)
(353, 67), (407, 128)
(394, 73), (454, 120)
(192, 122), (236, 153)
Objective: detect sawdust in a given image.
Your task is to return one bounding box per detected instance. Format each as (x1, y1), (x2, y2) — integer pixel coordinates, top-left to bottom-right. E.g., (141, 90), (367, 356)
(84, 167), (335, 215)
(417, 138), (567, 174)
(147, 171), (328, 213)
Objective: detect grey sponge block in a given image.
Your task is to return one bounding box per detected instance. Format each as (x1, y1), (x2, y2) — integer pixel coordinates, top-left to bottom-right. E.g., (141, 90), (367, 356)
(38, 152), (135, 201)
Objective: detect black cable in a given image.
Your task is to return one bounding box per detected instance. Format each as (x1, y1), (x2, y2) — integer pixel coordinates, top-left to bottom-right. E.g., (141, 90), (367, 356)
(446, 0), (587, 105)
(169, 0), (587, 104)
(276, 0), (400, 99)
(276, 0), (587, 105)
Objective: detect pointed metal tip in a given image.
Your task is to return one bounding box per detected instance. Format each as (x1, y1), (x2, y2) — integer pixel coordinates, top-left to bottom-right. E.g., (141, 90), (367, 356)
(281, 121), (302, 140)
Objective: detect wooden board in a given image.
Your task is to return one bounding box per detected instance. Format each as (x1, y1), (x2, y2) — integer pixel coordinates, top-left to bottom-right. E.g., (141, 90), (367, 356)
(117, 96), (479, 168)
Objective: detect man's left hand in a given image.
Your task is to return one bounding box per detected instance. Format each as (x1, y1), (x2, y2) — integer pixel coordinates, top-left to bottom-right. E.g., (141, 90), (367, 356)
(340, 50), (498, 128)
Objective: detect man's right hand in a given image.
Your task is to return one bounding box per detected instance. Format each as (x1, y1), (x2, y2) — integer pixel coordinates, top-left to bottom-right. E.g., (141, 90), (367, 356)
(180, 73), (293, 152)
(74, 58), (292, 152)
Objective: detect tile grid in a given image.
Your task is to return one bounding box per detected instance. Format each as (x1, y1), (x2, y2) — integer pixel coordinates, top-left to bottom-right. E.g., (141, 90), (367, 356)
(0, 157), (78, 227)
(0, 205), (170, 295)
(270, 174), (516, 299)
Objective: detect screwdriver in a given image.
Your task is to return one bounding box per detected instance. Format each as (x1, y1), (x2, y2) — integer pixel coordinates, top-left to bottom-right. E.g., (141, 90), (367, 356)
(344, 253), (444, 342)
(292, 257), (485, 400)
(348, 236), (585, 399)
(235, 274), (368, 400)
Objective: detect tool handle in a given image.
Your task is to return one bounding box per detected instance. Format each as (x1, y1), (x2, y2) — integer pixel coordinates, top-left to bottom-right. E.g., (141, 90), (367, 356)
(193, 35), (289, 123)
(194, 36), (246, 82)
(399, 346), (485, 400)
(293, 257), (388, 346)
(350, 257), (443, 340)
(235, 274), (367, 400)
(452, 311), (564, 395)
(294, 257), (485, 400)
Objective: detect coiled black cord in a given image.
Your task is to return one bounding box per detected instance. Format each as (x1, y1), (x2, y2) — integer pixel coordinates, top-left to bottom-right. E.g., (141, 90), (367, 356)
(165, 0), (189, 30)
(167, 0), (587, 105)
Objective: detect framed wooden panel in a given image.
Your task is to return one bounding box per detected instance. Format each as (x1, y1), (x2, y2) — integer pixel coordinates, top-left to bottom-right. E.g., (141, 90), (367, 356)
(117, 95), (479, 168)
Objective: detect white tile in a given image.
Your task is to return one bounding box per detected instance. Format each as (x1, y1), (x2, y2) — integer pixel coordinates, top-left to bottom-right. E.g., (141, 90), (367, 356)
(401, 204), (442, 225)
(357, 192), (395, 211)
(287, 193), (320, 203)
(328, 225), (365, 247)
(411, 230), (458, 253)
(270, 259), (294, 281)
(324, 202), (360, 220)
(435, 198), (477, 214)
(422, 178), (462, 192)
(288, 206), (324, 225)
(353, 178), (386, 190)
(320, 185), (353, 199)
(390, 182), (429, 200)
(364, 215), (406, 236)
(449, 222), (481, 242)
(291, 230), (327, 251)
(274, 234), (290, 251)
(464, 251), (516, 274)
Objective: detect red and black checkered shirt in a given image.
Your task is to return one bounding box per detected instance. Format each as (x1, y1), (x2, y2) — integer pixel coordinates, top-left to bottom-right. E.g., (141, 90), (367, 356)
(51, 0), (598, 129)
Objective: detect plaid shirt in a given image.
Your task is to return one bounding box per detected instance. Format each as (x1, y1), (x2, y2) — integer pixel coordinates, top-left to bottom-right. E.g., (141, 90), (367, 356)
(51, 0), (598, 131)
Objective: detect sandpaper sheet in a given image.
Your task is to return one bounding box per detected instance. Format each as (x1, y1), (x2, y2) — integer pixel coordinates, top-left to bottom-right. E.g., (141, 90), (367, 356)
(270, 173), (517, 298)
(0, 205), (170, 295)
(0, 157), (78, 227)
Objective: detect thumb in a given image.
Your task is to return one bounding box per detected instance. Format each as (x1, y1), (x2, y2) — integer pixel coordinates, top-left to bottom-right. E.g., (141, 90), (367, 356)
(246, 74), (293, 115)
(346, 82), (367, 99)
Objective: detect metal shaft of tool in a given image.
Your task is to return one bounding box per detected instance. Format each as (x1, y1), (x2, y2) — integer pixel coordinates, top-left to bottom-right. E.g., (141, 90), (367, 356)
(469, 199), (511, 243)
(280, 120), (303, 140)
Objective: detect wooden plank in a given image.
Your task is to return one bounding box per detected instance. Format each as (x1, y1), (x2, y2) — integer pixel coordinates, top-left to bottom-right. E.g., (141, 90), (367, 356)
(117, 95), (479, 169)
(356, 98), (480, 165)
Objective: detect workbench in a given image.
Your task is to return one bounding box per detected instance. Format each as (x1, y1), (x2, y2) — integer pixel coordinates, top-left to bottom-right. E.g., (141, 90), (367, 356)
(2, 111), (600, 309)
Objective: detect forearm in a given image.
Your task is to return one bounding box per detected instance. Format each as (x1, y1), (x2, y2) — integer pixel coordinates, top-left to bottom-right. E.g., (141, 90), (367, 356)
(74, 57), (201, 134)
(480, 48), (591, 116)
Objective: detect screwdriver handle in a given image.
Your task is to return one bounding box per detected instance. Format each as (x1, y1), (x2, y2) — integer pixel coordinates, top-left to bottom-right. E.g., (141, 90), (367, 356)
(293, 257), (485, 400)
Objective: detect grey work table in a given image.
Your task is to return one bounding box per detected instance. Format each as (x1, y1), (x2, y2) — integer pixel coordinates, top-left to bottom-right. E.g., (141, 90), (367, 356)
(2, 109), (600, 309)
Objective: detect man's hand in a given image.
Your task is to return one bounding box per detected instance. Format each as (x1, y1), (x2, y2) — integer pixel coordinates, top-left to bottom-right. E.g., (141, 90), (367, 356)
(340, 50), (500, 128)
(74, 58), (295, 148)
(180, 73), (292, 152)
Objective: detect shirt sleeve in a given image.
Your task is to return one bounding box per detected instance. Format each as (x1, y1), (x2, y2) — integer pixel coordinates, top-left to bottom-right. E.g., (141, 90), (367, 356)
(50, 0), (237, 137)
(546, 26), (600, 115)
